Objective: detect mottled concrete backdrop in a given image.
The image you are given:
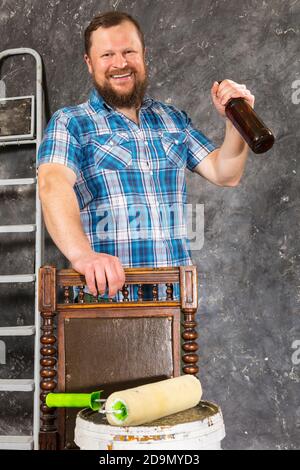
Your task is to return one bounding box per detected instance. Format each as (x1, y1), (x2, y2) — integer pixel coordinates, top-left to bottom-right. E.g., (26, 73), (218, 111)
(0, 0), (299, 450)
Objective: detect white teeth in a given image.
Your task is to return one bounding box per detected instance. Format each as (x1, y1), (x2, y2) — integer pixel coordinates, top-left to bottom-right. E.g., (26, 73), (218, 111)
(111, 73), (132, 78)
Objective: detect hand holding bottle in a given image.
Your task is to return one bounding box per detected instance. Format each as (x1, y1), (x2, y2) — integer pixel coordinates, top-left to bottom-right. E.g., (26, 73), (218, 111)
(211, 79), (275, 154)
(211, 79), (255, 115)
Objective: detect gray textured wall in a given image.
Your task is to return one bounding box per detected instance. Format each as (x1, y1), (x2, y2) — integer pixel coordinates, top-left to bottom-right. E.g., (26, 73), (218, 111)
(0, 0), (299, 450)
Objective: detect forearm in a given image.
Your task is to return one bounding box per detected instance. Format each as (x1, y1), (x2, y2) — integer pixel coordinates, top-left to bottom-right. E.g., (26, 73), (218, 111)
(215, 118), (249, 186)
(38, 166), (125, 297)
(39, 184), (92, 263)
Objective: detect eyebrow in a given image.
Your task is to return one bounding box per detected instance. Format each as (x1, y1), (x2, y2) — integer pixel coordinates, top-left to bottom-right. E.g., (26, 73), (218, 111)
(101, 47), (137, 54)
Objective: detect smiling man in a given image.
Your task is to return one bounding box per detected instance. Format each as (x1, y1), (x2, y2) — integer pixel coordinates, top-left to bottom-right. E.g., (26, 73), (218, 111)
(84, 18), (148, 115)
(37, 11), (254, 301)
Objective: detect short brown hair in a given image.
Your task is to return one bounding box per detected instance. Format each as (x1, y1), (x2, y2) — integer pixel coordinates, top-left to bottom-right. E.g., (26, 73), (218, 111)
(84, 11), (145, 55)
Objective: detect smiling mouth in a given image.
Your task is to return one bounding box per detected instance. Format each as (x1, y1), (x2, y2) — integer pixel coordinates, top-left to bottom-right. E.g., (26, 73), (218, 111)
(110, 72), (133, 81)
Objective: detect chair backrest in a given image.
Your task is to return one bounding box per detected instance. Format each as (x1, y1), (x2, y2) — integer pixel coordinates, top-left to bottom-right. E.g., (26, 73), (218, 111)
(38, 265), (199, 450)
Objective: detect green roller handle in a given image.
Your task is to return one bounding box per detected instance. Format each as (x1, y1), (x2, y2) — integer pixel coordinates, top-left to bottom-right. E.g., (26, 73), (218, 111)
(46, 390), (103, 411)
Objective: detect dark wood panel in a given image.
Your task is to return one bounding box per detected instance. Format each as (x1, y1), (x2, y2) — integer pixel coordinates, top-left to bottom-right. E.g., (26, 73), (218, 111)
(60, 315), (177, 449)
(64, 317), (174, 389)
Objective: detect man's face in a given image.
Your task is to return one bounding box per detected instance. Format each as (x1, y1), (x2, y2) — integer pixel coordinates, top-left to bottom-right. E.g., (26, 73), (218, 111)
(84, 21), (148, 109)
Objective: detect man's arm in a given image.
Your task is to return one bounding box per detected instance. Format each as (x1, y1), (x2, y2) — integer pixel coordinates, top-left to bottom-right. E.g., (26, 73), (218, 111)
(38, 163), (125, 297)
(194, 119), (249, 187)
(193, 79), (255, 187)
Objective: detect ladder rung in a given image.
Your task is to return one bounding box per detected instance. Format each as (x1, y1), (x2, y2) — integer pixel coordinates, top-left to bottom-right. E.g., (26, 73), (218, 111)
(0, 139), (36, 147)
(0, 326), (35, 336)
(0, 224), (36, 233)
(0, 274), (35, 283)
(0, 435), (33, 450)
(0, 178), (36, 186)
(0, 379), (34, 391)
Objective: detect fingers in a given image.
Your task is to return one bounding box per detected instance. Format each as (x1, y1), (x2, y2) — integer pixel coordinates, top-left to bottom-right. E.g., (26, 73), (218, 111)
(73, 253), (126, 299)
(211, 81), (219, 96)
(214, 80), (252, 106)
(94, 266), (107, 296)
(220, 89), (249, 106)
(84, 262), (106, 297)
(104, 261), (125, 298)
(84, 265), (98, 297)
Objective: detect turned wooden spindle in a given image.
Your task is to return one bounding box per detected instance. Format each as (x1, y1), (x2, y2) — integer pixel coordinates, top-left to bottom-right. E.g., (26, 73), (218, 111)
(152, 283), (158, 301)
(182, 317), (199, 375)
(166, 283), (173, 301)
(38, 266), (59, 450)
(40, 312), (57, 430)
(78, 286), (84, 304)
(180, 266), (199, 375)
(63, 286), (70, 304)
(137, 284), (143, 301)
(122, 284), (129, 301)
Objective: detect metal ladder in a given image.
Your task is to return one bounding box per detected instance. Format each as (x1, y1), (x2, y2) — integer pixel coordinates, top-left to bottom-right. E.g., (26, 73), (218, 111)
(0, 48), (45, 450)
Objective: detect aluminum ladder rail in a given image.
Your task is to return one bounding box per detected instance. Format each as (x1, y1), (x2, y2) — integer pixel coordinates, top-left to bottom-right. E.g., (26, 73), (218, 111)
(0, 48), (45, 450)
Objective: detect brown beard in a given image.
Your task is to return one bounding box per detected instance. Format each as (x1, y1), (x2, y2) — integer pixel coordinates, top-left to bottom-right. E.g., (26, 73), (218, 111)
(93, 69), (149, 109)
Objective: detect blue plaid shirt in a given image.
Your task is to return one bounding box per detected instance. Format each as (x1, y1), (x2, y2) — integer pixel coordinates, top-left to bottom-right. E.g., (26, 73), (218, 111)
(38, 88), (216, 300)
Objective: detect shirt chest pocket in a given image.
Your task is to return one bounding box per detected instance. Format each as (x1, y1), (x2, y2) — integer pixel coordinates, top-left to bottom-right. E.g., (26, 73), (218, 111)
(90, 133), (132, 171)
(161, 131), (188, 169)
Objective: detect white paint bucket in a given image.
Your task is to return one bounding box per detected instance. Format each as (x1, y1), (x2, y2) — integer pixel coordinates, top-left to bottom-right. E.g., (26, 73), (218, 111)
(74, 401), (225, 450)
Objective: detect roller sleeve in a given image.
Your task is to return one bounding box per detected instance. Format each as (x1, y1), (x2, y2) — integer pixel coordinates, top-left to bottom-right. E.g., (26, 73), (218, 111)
(106, 375), (202, 426)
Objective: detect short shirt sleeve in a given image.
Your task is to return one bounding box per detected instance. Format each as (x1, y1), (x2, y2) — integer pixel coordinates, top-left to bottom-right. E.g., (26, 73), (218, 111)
(180, 110), (217, 172)
(37, 110), (82, 178)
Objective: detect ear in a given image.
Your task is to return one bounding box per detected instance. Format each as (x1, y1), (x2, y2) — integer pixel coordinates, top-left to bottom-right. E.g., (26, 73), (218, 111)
(84, 54), (93, 75)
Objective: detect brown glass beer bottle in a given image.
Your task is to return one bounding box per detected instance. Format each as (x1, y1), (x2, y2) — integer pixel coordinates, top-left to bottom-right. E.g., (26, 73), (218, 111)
(218, 81), (275, 154)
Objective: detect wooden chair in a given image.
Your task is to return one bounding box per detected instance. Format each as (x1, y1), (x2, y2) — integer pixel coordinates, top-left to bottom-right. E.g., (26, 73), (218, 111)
(38, 265), (199, 450)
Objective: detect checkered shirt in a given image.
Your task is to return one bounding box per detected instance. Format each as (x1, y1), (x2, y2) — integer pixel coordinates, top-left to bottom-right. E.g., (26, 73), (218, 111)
(38, 88), (216, 300)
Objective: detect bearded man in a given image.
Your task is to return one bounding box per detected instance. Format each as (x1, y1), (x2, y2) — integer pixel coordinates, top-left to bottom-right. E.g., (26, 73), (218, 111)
(37, 11), (254, 301)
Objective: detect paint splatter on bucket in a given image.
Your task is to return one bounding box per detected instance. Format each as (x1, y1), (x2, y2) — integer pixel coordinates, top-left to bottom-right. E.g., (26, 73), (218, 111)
(75, 401), (225, 450)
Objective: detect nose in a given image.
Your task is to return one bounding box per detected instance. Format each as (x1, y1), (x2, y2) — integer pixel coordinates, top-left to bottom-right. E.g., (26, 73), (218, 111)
(112, 52), (128, 70)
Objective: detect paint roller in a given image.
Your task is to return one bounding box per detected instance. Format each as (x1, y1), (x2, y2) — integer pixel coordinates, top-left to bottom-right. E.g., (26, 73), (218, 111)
(46, 375), (202, 426)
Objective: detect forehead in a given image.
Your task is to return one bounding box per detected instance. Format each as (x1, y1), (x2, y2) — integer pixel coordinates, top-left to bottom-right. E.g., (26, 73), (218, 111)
(90, 21), (143, 52)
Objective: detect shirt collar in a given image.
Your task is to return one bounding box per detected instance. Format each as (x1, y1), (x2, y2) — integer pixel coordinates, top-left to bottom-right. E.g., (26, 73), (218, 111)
(88, 87), (154, 115)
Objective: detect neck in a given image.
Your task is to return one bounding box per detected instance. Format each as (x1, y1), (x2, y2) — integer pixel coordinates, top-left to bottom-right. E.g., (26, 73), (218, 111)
(116, 105), (141, 125)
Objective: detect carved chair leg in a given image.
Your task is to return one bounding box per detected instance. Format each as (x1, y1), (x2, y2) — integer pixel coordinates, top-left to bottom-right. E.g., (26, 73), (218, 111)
(182, 314), (199, 375)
